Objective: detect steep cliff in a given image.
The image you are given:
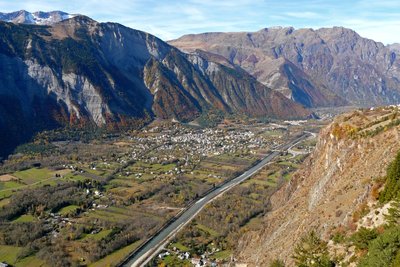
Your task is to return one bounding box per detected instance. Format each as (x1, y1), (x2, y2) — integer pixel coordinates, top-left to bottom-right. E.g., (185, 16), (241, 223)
(235, 107), (400, 266)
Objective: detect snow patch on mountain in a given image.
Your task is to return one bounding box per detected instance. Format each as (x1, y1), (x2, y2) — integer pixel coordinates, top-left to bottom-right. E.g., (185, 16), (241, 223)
(0, 10), (77, 25)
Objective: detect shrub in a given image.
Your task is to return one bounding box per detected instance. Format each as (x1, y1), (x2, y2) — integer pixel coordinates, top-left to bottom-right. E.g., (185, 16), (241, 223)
(331, 232), (346, 244)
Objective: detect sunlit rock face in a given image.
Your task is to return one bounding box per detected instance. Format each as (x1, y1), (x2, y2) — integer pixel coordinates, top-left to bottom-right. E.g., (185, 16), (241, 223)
(170, 26), (400, 107)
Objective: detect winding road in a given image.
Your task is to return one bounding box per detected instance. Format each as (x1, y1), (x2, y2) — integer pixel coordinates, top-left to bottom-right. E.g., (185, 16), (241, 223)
(119, 132), (311, 267)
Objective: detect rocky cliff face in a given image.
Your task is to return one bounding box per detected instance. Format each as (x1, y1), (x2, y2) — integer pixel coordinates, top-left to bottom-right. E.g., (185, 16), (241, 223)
(0, 16), (309, 157)
(235, 107), (400, 266)
(170, 27), (400, 107)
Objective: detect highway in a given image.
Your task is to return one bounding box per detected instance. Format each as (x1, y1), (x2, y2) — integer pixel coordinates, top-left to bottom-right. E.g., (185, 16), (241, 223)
(120, 132), (311, 267)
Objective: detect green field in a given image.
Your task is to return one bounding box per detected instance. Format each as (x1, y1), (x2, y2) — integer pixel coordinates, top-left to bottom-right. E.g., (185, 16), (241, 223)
(126, 162), (177, 179)
(170, 242), (190, 252)
(83, 229), (113, 241)
(161, 255), (190, 265)
(13, 214), (37, 223)
(63, 173), (89, 182)
(0, 245), (22, 265)
(14, 168), (53, 184)
(211, 250), (231, 260)
(196, 224), (219, 237)
(58, 205), (80, 216)
(0, 168), (67, 194)
(86, 207), (132, 223)
(89, 240), (141, 267)
(0, 180), (22, 191)
(0, 245), (46, 266)
(0, 169), (76, 198)
(0, 181), (23, 199)
(109, 178), (137, 187)
(15, 256), (47, 267)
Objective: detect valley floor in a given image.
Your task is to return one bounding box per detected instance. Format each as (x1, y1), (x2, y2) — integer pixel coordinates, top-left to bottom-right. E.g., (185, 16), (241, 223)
(0, 116), (324, 267)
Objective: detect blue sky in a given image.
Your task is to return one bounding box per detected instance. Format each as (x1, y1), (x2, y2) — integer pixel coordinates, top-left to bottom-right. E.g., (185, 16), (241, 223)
(1, 0), (400, 44)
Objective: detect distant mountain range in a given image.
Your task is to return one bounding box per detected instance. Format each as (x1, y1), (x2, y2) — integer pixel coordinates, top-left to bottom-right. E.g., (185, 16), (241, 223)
(0, 10), (76, 25)
(0, 12), (309, 157)
(170, 27), (400, 108)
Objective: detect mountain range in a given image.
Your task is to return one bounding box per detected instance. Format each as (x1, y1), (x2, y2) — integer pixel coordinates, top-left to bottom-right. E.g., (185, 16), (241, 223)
(0, 10), (75, 25)
(2, 10), (400, 158)
(0, 12), (309, 157)
(170, 27), (400, 108)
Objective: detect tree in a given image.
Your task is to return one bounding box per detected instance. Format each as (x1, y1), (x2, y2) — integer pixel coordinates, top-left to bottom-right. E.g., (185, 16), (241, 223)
(292, 230), (335, 267)
(379, 151), (400, 202)
(385, 201), (400, 227)
(358, 226), (400, 267)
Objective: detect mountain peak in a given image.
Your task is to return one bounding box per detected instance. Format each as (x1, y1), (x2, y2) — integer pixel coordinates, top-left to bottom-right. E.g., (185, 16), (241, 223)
(56, 14), (97, 26)
(0, 10), (78, 25)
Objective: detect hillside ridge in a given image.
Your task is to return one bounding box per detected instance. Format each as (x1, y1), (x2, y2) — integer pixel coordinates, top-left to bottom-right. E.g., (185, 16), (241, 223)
(235, 106), (400, 266)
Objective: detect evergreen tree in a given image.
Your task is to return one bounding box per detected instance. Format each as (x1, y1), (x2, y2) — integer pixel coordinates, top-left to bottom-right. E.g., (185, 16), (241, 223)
(380, 151), (400, 202)
(358, 226), (400, 267)
(385, 201), (400, 227)
(350, 227), (378, 250)
(292, 230), (335, 267)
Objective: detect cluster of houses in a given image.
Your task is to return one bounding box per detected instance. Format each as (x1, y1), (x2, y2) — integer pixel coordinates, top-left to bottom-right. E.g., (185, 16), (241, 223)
(133, 126), (269, 165)
(78, 122), (290, 181)
(158, 247), (221, 267)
